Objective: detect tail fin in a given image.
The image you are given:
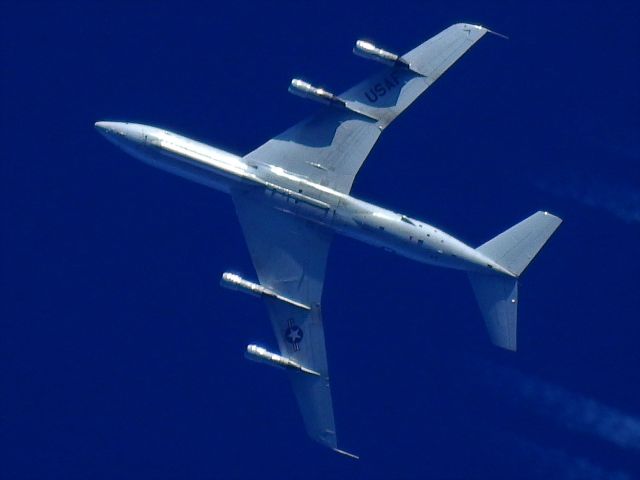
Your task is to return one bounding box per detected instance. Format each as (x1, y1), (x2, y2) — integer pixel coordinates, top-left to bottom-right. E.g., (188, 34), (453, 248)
(469, 211), (562, 351)
(468, 273), (519, 350)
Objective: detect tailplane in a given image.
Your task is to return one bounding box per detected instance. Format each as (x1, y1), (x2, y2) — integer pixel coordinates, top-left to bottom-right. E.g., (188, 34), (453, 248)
(469, 211), (562, 351)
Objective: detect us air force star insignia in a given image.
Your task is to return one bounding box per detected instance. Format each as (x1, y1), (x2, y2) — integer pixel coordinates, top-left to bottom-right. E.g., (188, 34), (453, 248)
(284, 321), (304, 351)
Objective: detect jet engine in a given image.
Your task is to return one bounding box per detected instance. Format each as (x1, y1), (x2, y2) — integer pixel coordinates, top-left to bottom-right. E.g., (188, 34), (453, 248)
(353, 40), (409, 68)
(245, 344), (320, 376)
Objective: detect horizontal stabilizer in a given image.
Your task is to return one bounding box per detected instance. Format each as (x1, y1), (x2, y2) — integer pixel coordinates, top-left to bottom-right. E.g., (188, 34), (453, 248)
(477, 211), (562, 277)
(468, 273), (518, 351)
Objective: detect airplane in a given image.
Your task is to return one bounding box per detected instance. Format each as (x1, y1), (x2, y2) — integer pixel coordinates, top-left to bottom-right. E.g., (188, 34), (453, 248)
(95, 23), (561, 459)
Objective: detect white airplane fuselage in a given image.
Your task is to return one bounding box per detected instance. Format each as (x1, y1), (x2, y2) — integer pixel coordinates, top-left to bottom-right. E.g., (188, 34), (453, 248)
(96, 121), (514, 277)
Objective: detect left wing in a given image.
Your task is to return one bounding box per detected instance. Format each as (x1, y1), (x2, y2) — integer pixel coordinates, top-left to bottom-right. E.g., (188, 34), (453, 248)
(243, 23), (491, 194)
(231, 187), (354, 456)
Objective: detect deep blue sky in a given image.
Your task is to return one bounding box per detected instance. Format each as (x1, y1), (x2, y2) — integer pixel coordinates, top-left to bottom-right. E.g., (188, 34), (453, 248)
(2, 2), (639, 479)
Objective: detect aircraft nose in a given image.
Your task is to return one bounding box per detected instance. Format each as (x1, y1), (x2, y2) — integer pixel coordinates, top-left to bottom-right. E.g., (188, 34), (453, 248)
(94, 121), (122, 137)
(94, 121), (147, 150)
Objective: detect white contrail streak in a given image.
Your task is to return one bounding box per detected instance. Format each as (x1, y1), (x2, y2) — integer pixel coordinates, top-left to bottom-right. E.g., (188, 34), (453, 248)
(517, 373), (640, 451)
(537, 177), (640, 224)
(477, 360), (640, 451)
(512, 436), (633, 480)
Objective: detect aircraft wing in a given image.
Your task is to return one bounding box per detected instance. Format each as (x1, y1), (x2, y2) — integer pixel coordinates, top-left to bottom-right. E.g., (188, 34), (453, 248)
(231, 187), (355, 456)
(243, 23), (491, 194)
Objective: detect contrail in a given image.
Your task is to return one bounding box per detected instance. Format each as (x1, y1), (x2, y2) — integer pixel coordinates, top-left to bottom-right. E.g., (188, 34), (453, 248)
(512, 436), (634, 480)
(537, 177), (640, 224)
(519, 375), (640, 451)
(479, 360), (640, 451)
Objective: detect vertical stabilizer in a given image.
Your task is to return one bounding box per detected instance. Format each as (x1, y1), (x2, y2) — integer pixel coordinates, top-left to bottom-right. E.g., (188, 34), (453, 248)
(468, 273), (518, 350)
(470, 211), (561, 350)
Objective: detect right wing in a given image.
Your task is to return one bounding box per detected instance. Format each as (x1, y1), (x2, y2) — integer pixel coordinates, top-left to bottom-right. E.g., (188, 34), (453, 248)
(231, 187), (355, 455)
(243, 24), (491, 194)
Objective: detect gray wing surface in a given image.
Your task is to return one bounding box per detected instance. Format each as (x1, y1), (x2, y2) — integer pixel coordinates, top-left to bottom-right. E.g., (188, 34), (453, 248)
(231, 188), (340, 450)
(243, 23), (490, 194)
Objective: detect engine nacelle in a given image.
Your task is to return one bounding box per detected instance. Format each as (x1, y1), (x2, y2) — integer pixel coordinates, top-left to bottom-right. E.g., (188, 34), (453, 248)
(288, 79), (344, 106)
(220, 272), (310, 310)
(221, 272), (264, 297)
(245, 344), (320, 376)
(353, 40), (408, 68)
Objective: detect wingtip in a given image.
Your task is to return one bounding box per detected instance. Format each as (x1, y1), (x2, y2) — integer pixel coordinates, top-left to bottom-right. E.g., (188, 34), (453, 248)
(333, 448), (360, 460)
(458, 23), (509, 40)
(485, 27), (509, 40)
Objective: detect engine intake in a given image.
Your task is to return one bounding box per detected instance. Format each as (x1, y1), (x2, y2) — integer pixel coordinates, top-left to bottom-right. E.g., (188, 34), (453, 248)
(288, 79), (345, 107)
(353, 40), (409, 68)
(220, 272), (311, 310)
(245, 344), (320, 376)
